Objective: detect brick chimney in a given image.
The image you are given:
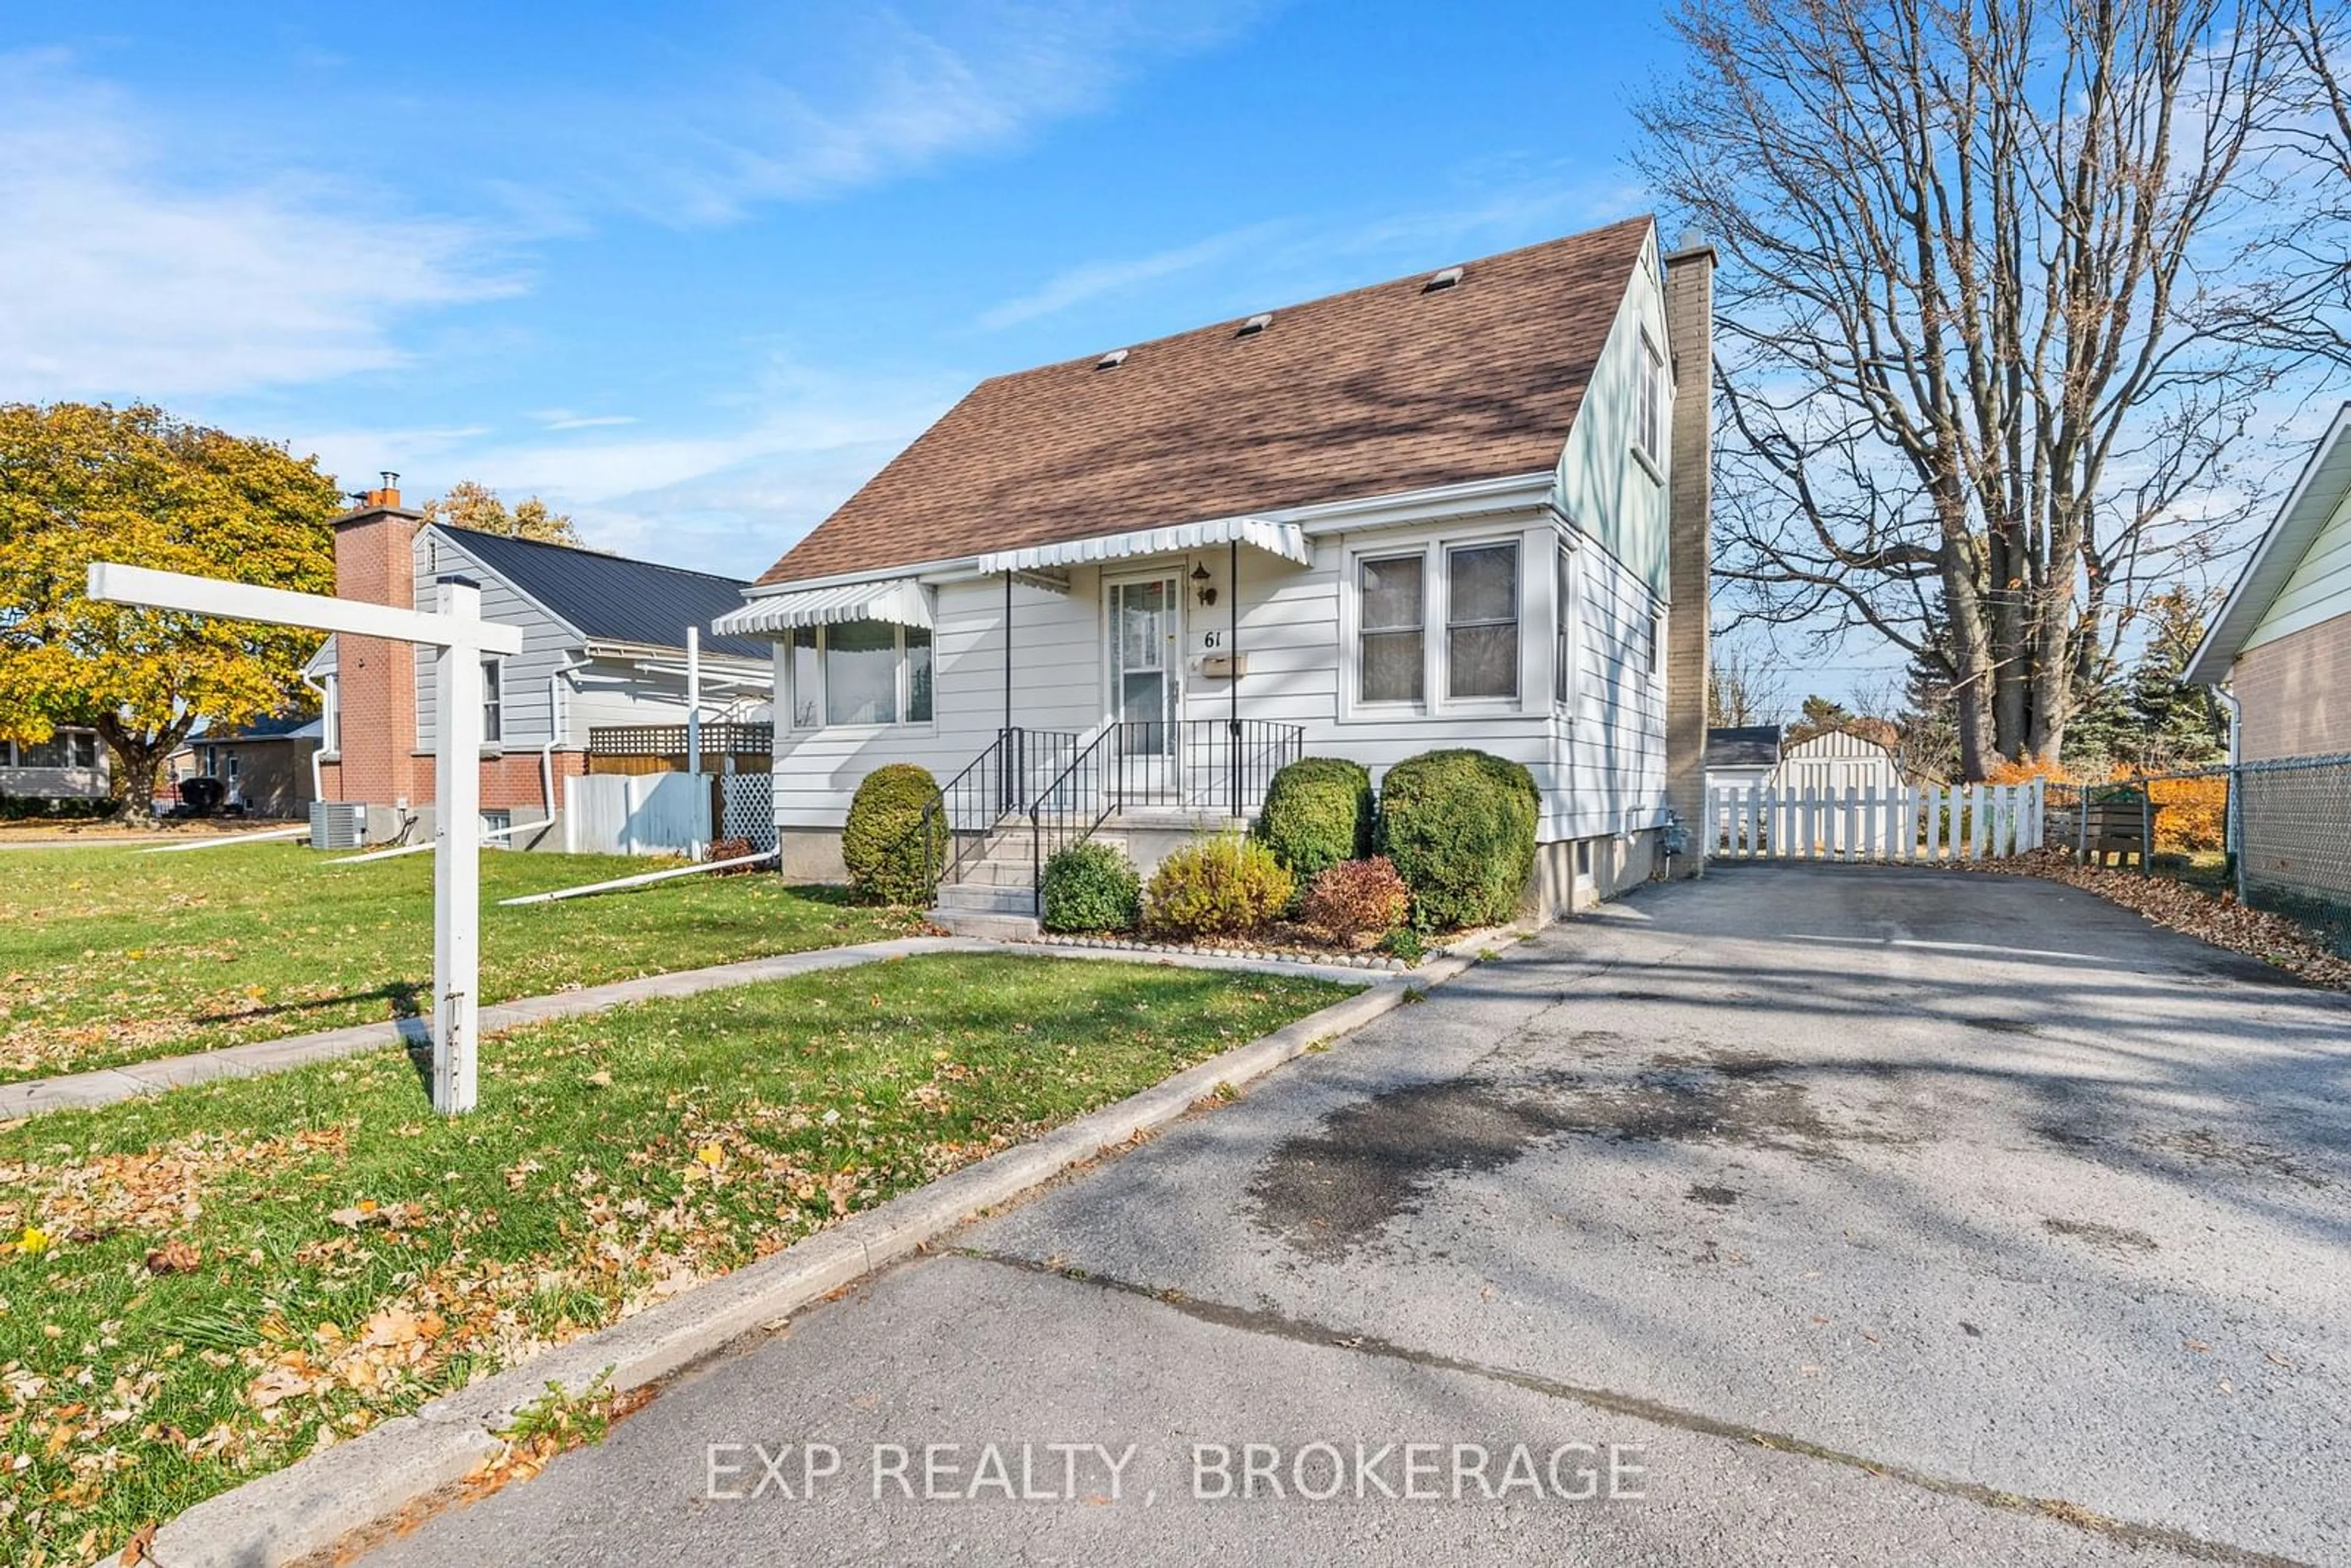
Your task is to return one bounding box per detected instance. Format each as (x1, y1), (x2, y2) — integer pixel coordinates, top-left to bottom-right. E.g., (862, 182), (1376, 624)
(327, 490), (424, 808)
(1662, 233), (1715, 875)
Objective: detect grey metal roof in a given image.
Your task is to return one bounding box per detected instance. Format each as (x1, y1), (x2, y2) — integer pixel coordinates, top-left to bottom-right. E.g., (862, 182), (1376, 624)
(1706, 725), (1783, 768)
(435, 526), (770, 661)
(203, 711), (323, 742)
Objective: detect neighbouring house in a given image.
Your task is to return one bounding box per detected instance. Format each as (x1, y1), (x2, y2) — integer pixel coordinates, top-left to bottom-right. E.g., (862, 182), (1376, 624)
(311, 493), (773, 850)
(1704, 724), (1782, 797)
(170, 713), (322, 818)
(0, 727), (109, 811)
(718, 217), (1715, 929)
(2185, 403), (2351, 760)
(1772, 726), (1907, 797)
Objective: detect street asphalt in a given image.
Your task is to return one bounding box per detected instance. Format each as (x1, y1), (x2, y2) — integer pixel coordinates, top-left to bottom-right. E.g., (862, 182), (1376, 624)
(353, 865), (2351, 1567)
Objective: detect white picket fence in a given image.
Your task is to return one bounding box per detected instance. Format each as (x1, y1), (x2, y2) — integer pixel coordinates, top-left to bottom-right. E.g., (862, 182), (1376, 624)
(1708, 779), (2045, 863)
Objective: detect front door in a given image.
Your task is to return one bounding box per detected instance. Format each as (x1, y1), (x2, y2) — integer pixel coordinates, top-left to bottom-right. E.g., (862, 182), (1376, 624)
(1108, 573), (1180, 803)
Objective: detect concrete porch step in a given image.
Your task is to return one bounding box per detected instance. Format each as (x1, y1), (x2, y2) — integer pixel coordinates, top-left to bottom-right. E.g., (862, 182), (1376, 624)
(932, 882), (1038, 917)
(928, 908), (1042, 940)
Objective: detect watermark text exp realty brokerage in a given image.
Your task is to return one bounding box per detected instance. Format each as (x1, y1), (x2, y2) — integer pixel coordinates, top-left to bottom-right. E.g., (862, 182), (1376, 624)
(705, 1441), (1648, 1504)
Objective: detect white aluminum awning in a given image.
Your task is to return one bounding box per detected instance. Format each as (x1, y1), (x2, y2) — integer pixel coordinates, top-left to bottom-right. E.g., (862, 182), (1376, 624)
(712, 578), (935, 638)
(975, 517), (1311, 575)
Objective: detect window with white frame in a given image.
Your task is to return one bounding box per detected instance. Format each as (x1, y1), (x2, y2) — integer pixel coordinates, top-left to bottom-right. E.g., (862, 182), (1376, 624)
(320, 673), (340, 754)
(789, 622), (934, 728)
(1445, 541), (1520, 700)
(1643, 607), (1664, 677)
(1553, 546), (1576, 707)
(481, 658), (504, 745)
(1357, 555), (1426, 704)
(1636, 330), (1666, 467)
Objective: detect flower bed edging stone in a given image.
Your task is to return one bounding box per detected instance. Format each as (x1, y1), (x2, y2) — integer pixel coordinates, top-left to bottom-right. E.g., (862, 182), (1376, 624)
(1024, 922), (1528, 974)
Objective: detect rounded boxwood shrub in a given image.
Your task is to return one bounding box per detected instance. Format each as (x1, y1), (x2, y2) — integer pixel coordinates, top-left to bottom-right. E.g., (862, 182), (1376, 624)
(841, 763), (945, 906)
(1375, 749), (1539, 931)
(1142, 835), (1294, 940)
(1251, 757), (1374, 887)
(1041, 841), (1142, 932)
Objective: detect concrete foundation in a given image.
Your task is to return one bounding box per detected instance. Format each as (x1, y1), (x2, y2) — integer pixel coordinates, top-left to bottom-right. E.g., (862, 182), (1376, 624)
(1521, 829), (1660, 922)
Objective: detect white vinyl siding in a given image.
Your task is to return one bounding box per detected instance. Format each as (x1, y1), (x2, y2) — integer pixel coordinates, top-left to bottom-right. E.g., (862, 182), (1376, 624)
(2244, 485), (2351, 652)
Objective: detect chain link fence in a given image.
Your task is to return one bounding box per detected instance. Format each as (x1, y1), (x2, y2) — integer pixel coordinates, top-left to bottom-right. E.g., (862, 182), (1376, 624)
(2047, 753), (2351, 953)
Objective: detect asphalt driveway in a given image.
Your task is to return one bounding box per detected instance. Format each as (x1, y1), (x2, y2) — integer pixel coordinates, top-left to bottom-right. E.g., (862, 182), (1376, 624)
(359, 865), (2351, 1566)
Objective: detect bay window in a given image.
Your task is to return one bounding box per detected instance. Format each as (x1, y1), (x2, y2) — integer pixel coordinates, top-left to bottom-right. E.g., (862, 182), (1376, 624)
(789, 621), (934, 729)
(1350, 535), (1528, 713)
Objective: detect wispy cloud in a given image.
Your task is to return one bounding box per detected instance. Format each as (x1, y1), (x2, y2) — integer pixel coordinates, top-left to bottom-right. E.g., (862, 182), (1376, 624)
(967, 174), (1650, 334)
(530, 410), (643, 431)
(302, 360), (965, 576)
(975, 222), (1287, 331)
(579, 3), (1271, 226)
(0, 51), (519, 399)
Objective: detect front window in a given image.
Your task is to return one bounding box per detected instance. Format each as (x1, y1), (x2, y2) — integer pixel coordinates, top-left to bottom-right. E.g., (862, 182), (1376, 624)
(1446, 542), (1520, 700)
(17, 734), (68, 768)
(1357, 555), (1425, 704)
(481, 659), (504, 745)
(790, 622), (934, 728)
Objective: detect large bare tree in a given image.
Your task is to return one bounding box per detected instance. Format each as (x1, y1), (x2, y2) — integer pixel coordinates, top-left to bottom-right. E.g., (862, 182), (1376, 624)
(1637, 0), (2297, 778)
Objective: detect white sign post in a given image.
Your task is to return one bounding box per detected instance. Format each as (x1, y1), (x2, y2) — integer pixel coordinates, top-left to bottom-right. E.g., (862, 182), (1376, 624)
(89, 562), (523, 1114)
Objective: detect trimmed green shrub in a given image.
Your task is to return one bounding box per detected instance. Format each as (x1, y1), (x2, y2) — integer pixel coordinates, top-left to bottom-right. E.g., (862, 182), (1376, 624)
(841, 763), (945, 906)
(1298, 856), (1411, 947)
(1142, 835), (1294, 940)
(1251, 757), (1374, 887)
(1375, 749), (1539, 931)
(1041, 841), (1142, 932)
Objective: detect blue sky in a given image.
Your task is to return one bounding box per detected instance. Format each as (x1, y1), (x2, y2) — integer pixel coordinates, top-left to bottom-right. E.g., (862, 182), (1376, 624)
(1, 2), (1664, 582)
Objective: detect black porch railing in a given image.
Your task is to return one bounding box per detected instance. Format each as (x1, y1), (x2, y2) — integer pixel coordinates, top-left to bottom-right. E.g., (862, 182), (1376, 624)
(909, 727), (1079, 889)
(1027, 719), (1304, 892)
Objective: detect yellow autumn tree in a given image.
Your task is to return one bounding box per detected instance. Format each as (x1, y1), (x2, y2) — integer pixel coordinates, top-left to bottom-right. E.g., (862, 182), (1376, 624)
(419, 479), (582, 546)
(0, 402), (343, 817)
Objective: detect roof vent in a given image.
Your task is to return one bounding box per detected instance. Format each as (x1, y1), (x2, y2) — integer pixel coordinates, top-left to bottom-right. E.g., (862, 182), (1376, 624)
(1423, 265), (1464, 293)
(1236, 312), (1273, 337)
(1097, 348), (1129, 370)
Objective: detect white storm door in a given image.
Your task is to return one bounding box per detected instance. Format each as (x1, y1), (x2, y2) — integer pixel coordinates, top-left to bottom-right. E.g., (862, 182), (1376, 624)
(1108, 574), (1179, 801)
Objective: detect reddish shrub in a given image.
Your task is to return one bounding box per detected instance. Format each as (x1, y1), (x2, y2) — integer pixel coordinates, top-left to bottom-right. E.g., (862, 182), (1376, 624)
(1299, 857), (1411, 948)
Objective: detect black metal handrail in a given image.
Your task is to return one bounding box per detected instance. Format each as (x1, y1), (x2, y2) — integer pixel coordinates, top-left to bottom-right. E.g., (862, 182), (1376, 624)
(907, 727), (1079, 891)
(1026, 718), (1305, 891)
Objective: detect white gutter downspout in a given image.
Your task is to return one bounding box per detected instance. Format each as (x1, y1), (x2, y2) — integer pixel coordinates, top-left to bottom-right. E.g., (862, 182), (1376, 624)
(298, 668), (331, 807)
(2213, 684), (2246, 902)
(543, 656), (590, 847)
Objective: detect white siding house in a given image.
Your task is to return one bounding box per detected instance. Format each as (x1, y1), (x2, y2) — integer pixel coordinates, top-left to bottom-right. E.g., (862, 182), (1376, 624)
(720, 218), (1714, 925)
(0, 729), (109, 806)
(310, 516), (771, 849)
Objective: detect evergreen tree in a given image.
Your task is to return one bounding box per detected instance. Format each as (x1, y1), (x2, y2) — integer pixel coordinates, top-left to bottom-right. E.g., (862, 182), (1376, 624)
(2128, 587), (2225, 769)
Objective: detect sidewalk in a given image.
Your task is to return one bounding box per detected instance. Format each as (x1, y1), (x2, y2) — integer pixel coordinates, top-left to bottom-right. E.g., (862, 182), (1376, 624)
(1, 937), (1396, 1120)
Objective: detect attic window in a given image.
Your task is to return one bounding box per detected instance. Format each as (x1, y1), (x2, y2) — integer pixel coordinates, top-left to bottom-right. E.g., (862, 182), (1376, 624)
(1236, 312), (1273, 337)
(1423, 266), (1464, 293)
(1097, 348), (1129, 370)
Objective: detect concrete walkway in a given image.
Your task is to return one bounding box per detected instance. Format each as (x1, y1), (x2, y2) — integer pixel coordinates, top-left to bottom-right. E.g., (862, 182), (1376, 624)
(356, 865), (2350, 1567)
(0, 937), (1391, 1120)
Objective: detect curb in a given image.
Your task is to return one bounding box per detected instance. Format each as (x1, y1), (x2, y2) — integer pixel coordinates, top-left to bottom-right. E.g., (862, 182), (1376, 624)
(111, 942), (1486, 1568)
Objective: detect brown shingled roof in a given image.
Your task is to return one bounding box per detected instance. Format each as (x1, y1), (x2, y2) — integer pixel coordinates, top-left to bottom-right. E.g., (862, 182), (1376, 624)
(756, 216), (1655, 587)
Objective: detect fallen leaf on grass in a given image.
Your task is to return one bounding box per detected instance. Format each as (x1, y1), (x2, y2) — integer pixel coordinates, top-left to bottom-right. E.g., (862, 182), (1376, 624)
(144, 1239), (201, 1275)
(116, 1523), (157, 1566)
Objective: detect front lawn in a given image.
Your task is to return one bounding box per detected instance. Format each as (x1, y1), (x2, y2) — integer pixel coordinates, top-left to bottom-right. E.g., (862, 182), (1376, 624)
(0, 843), (920, 1084)
(0, 951), (1354, 1565)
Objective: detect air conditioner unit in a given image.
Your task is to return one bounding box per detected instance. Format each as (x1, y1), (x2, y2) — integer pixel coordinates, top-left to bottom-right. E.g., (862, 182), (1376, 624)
(310, 801), (369, 851)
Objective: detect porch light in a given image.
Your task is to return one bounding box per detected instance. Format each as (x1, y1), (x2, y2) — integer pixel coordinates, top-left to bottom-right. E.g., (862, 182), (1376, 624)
(1191, 561), (1216, 607)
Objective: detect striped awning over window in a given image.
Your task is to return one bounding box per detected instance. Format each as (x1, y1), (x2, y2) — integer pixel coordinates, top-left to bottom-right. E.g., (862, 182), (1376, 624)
(711, 577), (934, 638)
(975, 516), (1311, 575)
